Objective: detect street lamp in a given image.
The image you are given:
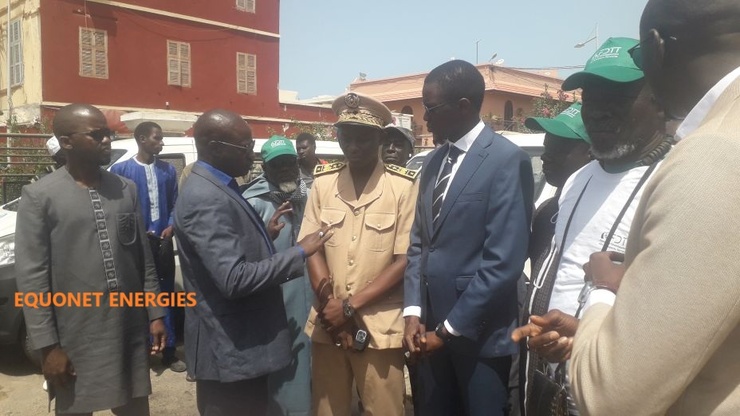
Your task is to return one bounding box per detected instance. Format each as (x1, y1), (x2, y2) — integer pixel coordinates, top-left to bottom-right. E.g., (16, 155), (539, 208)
(574, 24), (599, 51)
(475, 40), (481, 64)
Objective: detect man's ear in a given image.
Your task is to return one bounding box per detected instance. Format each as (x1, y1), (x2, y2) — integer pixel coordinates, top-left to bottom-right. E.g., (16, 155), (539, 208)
(58, 135), (73, 150)
(643, 29), (665, 75)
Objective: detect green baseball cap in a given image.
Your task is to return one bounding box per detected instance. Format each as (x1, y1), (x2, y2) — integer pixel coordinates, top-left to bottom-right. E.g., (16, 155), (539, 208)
(562, 37), (643, 91)
(261, 135), (297, 163)
(525, 102), (591, 143)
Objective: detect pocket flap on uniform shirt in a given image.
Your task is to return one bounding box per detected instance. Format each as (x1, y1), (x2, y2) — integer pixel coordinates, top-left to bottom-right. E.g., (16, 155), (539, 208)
(320, 208), (346, 226)
(364, 212), (395, 231)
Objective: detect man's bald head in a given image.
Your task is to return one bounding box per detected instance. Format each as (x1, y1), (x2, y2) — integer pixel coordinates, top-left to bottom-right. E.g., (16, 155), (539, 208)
(193, 109), (254, 177)
(53, 104), (106, 138)
(639, 0), (740, 118)
(193, 109), (249, 149)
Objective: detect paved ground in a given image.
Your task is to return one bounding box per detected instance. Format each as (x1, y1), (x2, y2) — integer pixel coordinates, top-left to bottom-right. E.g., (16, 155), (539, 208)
(0, 344), (413, 415)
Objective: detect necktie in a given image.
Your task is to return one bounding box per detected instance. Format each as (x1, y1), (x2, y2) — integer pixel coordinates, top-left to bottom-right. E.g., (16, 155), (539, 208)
(432, 145), (462, 227)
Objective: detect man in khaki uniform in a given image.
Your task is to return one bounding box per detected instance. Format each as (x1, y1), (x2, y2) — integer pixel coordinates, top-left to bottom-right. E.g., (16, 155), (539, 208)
(299, 92), (418, 415)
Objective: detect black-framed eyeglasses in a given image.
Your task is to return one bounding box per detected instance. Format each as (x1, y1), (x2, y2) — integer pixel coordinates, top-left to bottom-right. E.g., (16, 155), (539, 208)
(73, 128), (114, 142)
(422, 101), (450, 114)
(213, 140), (254, 152)
(628, 35), (678, 70)
(628, 43), (643, 70)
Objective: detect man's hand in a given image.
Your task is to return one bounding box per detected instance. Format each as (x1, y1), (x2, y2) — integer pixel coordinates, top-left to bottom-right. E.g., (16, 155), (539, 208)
(297, 225), (333, 256)
(403, 316), (426, 359)
(511, 310), (579, 363)
(42, 345), (75, 388)
(584, 251), (625, 293)
(318, 298), (347, 333)
(160, 225), (174, 240)
(150, 318), (167, 355)
(333, 330), (354, 351)
(267, 202), (292, 240)
(423, 331), (445, 355)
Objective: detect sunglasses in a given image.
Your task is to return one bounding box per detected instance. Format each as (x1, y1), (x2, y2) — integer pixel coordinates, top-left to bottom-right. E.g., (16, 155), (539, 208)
(213, 140), (254, 152)
(422, 101), (450, 114)
(628, 35), (678, 70)
(73, 128), (113, 142)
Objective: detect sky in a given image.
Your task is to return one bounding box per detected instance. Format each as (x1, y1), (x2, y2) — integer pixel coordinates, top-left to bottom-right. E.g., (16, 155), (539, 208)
(279, 0), (648, 99)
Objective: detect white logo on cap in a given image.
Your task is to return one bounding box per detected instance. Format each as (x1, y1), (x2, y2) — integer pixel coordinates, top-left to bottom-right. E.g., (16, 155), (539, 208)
(591, 47), (622, 62)
(561, 107), (581, 118)
(271, 140), (287, 147)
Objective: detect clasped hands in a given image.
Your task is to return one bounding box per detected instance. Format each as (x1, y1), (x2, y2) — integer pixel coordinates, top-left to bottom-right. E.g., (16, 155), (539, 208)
(511, 251), (627, 363)
(402, 316), (445, 362)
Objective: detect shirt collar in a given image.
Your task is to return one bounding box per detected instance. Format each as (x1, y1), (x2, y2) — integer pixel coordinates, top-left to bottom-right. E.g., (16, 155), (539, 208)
(676, 66), (740, 141)
(450, 120), (485, 154)
(196, 160), (233, 187)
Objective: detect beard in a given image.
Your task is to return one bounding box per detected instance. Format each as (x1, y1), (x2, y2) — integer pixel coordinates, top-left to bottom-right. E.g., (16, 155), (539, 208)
(278, 180), (298, 193)
(589, 142), (637, 161)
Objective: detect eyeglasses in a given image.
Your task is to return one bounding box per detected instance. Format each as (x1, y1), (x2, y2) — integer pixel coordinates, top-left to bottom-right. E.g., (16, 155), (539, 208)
(422, 101), (450, 114)
(628, 43), (643, 70)
(73, 128), (113, 142)
(213, 140), (254, 152)
(628, 35), (678, 70)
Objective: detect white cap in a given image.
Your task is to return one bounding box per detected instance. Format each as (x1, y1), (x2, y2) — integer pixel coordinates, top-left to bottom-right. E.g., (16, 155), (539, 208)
(46, 136), (60, 156)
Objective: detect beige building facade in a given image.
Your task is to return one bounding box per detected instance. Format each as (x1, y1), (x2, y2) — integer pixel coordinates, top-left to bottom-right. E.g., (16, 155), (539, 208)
(351, 64), (571, 149)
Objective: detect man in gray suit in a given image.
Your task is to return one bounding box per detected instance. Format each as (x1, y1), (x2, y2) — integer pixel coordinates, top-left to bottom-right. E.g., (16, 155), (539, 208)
(174, 109), (331, 416)
(16, 104), (166, 415)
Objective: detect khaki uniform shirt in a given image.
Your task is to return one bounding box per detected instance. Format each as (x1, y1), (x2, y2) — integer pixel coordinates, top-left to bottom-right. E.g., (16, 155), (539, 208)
(299, 161), (418, 349)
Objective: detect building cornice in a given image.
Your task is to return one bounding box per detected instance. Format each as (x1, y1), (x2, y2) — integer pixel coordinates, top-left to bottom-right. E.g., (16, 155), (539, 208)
(85, 0), (280, 39)
(40, 102), (331, 125)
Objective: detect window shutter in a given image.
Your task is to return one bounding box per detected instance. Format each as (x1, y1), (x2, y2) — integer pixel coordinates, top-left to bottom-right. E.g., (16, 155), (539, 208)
(236, 0), (247, 10)
(9, 20), (22, 85)
(79, 29), (94, 77)
(93, 30), (108, 78)
(180, 43), (190, 87)
(246, 0), (255, 12)
(246, 54), (257, 95)
(167, 41), (180, 85)
(236, 53), (246, 93)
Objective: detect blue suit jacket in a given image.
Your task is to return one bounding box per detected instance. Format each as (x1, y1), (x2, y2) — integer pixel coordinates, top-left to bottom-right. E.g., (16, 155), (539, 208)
(404, 126), (533, 358)
(174, 163), (305, 382)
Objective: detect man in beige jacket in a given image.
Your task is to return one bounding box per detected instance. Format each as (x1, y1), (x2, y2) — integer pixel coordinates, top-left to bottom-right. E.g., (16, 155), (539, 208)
(569, 0), (740, 414)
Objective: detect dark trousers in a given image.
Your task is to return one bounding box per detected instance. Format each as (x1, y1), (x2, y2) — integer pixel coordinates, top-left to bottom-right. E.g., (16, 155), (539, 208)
(56, 396), (149, 416)
(147, 235), (177, 354)
(415, 347), (511, 416)
(196, 377), (268, 416)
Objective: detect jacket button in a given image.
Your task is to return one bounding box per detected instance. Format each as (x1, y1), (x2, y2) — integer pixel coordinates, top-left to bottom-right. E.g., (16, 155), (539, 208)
(354, 210), (360, 216)
(346, 284), (351, 291)
(349, 260), (354, 266)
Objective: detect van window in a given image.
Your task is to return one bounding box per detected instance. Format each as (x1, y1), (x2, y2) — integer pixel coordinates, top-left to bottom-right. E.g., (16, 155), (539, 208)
(157, 154), (187, 183)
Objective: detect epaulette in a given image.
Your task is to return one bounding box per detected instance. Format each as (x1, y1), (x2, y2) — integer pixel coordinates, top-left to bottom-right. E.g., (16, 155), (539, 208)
(314, 162), (346, 176)
(385, 163), (419, 181)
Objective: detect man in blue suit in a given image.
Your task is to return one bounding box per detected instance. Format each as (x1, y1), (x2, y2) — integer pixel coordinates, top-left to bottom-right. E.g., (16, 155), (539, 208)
(403, 60), (534, 416)
(174, 109), (332, 416)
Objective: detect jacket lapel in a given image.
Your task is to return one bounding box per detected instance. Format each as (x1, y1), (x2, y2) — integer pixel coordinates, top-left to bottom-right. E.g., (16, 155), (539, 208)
(432, 129), (493, 239)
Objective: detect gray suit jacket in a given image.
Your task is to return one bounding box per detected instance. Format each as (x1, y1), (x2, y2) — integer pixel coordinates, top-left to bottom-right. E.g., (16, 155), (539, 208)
(174, 163), (305, 382)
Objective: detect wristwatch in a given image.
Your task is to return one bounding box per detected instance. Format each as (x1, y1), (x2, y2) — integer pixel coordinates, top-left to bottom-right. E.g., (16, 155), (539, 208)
(435, 322), (454, 343)
(342, 298), (355, 319)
